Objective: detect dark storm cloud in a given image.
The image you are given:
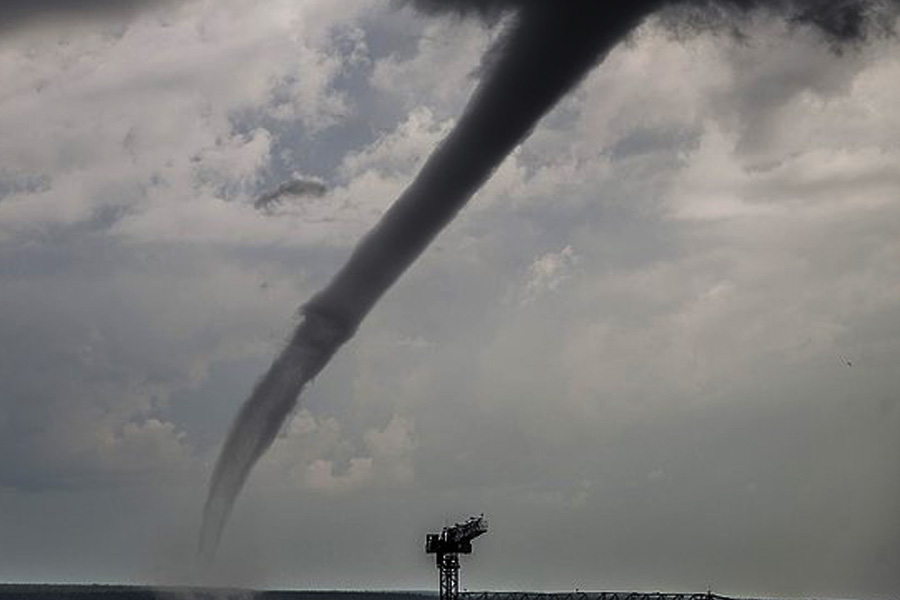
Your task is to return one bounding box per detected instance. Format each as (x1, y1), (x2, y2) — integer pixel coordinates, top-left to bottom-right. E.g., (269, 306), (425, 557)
(403, 0), (900, 42)
(0, 0), (171, 32)
(653, 0), (900, 45)
(200, 0), (900, 563)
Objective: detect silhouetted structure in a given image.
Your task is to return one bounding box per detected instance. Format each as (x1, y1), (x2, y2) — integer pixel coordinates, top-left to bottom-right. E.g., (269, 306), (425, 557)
(426, 515), (489, 600)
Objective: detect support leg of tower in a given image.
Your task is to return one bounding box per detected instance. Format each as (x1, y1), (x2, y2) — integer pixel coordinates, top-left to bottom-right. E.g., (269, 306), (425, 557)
(438, 553), (460, 600)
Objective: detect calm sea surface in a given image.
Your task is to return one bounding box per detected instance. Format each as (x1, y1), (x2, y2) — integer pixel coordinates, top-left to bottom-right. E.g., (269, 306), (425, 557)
(0, 586), (436, 600)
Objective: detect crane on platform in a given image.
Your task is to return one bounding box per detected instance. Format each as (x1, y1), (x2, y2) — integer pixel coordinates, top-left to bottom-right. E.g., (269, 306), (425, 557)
(426, 515), (488, 600)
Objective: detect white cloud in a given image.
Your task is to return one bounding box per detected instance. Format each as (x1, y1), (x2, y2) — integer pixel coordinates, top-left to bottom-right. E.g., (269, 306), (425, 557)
(339, 106), (452, 179)
(0, 0), (371, 240)
(519, 245), (580, 305)
(363, 414), (416, 484)
(369, 17), (490, 114)
(261, 410), (416, 494)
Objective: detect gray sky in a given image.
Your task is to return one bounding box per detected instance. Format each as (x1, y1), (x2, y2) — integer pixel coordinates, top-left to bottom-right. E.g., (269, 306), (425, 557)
(1, 1), (899, 597)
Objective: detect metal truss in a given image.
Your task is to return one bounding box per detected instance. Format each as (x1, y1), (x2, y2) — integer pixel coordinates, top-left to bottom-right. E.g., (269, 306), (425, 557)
(438, 553), (461, 600)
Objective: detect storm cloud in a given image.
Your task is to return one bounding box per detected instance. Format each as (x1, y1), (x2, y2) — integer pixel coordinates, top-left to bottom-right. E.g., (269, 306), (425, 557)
(0, 0), (171, 32)
(2, 1), (899, 595)
(403, 0), (900, 40)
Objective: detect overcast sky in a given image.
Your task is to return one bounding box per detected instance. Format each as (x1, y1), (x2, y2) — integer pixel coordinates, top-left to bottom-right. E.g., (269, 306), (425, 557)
(1, 1), (899, 597)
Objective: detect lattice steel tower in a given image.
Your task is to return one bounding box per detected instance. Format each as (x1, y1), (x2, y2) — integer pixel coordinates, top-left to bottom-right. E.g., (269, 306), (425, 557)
(426, 515), (488, 600)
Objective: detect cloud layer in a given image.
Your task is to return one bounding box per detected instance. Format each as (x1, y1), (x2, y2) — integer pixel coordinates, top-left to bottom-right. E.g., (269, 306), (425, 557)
(1, 2), (898, 596)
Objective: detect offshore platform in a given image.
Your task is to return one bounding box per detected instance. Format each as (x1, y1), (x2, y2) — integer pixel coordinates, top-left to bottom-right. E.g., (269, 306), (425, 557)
(426, 515), (489, 600)
(425, 517), (734, 600)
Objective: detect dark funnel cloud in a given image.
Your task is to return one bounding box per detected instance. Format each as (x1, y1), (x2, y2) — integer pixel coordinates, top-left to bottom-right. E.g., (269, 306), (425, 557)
(199, 0), (663, 562)
(199, 0), (900, 562)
